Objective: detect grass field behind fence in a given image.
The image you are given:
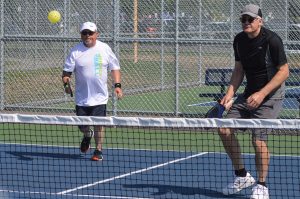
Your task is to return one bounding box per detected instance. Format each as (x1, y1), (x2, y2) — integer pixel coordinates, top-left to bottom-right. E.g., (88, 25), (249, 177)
(3, 43), (300, 118)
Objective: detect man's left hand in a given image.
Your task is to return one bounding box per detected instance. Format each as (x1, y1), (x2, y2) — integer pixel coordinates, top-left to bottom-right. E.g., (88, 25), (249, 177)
(115, 88), (123, 99)
(247, 92), (265, 109)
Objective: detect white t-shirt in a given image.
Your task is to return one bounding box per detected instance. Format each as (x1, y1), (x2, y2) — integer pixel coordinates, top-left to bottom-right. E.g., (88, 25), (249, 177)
(63, 40), (120, 106)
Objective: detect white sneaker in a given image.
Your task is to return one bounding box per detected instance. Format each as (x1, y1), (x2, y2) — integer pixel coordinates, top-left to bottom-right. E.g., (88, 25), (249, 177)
(222, 172), (256, 195)
(250, 184), (269, 199)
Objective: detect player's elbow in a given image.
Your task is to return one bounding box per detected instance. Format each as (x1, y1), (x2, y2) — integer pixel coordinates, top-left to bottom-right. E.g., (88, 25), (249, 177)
(285, 68), (290, 80)
(280, 64), (289, 81)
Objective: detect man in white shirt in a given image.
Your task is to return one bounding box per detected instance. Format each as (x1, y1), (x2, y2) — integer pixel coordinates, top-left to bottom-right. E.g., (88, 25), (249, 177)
(62, 22), (123, 161)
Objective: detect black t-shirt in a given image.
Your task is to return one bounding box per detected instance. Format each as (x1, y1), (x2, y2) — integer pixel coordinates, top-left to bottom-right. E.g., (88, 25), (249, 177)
(233, 27), (287, 99)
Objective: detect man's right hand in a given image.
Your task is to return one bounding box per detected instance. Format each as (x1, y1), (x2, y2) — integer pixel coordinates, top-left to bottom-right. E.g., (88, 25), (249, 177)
(63, 77), (72, 95)
(220, 95), (234, 110)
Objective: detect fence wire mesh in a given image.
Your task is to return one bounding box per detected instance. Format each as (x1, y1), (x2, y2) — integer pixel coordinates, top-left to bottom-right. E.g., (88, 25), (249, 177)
(1, 0), (300, 118)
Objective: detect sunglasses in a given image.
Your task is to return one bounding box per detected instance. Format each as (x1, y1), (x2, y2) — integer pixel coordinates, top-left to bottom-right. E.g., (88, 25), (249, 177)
(240, 16), (257, 23)
(81, 31), (95, 36)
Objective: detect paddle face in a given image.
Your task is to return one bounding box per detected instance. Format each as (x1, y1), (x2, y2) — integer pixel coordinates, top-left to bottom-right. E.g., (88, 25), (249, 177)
(67, 81), (73, 97)
(205, 103), (225, 118)
(64, 81), (73, 97)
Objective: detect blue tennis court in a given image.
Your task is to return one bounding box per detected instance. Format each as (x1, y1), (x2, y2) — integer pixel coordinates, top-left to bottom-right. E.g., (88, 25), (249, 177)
(1, 143), (299, 199)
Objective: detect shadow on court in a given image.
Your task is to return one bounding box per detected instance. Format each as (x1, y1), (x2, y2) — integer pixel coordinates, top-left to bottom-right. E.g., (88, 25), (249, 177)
(6, 151), (83, 161)
(123, 184), (247, 198)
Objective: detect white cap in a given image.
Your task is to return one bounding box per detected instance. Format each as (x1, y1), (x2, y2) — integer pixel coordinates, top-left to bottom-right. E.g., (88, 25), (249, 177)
(80, 22), (97, 32)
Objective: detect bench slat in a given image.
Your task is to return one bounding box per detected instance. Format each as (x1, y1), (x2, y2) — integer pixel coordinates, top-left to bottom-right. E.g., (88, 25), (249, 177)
(203, 67), (300, 101)
(205, 67), (300, 87)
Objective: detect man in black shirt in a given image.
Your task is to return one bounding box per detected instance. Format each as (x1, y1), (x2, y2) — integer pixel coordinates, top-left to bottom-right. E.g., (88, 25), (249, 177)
(219, 4), (289, 199)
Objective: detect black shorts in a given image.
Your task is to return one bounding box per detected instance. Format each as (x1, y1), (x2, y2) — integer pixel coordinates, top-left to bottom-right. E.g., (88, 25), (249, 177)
(76, 104), (107, 130)
(76, 104), (107, 117)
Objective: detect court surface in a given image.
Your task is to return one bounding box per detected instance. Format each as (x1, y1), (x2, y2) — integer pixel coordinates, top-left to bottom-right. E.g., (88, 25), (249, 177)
(0, 143), (299, 199)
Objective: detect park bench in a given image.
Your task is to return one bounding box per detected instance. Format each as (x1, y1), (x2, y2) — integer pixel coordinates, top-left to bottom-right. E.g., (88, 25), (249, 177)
(202, 67), (300, 102)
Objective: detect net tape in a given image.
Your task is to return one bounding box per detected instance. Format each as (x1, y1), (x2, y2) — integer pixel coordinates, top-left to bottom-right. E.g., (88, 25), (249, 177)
(1, 113), (300, 129)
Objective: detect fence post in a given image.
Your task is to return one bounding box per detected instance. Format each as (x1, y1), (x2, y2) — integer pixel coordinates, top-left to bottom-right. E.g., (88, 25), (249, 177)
(0, 0), (4, 111)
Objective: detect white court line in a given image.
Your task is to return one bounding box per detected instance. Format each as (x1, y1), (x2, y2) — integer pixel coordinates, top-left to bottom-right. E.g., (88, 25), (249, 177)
(0, 142), (194, 153)
(187, 101), (216, 107)
(190, 88), (300, 108)
(0, 189), (149, 199)
(62, 193), (151, 199)
(2, 142), (299, 158)
(207, 151), (300, 158)
(57, 152), (208, 195)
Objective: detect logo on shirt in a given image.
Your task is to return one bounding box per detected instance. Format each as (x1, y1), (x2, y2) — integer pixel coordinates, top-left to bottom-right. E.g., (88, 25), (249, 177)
(94, 53), (102, 77)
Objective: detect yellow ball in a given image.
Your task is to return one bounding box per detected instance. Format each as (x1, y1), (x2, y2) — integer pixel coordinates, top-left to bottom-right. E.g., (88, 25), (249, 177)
(48, 10), (61, 24)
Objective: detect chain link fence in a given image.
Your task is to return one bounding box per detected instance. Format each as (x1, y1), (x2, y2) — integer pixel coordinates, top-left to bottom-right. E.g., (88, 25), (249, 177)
(1, 0), (300, 118)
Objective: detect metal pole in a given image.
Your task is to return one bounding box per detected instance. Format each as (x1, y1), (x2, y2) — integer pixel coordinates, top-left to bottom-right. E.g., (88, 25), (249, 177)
(175, 0), (179, 115)
(285, 0), (288, 41)
(230, 0), (234, 66)
(112, 0), (120, 116)
(160, 0), (165, 90)
(63, 0), (68, 56)
(63, 0), (69, 105)
(133, 0), (138, 63)
(198, 0), (203, 84)
(0, 0), (4, 110)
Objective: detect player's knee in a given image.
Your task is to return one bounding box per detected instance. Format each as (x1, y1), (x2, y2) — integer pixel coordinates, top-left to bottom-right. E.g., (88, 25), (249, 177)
(252, 138), (266, 147)
(252, 133), (268, 147)
(218, 128), (231, 137)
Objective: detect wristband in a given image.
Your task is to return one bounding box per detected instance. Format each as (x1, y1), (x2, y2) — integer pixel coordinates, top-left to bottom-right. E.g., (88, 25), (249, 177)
(114, 83), (121, 89)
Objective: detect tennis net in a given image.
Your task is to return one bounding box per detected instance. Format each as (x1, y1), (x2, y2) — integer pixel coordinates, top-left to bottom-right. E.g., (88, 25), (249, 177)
(0, 114), (299, 199)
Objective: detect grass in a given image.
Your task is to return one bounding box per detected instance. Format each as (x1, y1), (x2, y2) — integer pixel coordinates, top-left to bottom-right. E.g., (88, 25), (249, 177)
(3, 47), (299, 118)
(33, 82), (299, 118)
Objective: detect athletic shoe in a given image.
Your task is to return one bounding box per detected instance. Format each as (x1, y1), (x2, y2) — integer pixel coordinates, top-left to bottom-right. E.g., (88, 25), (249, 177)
(250, 184), (269, 199)
(91, 149), (103, 161)
(222, 172), (256, 195)
(80, 136), (92, 153)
